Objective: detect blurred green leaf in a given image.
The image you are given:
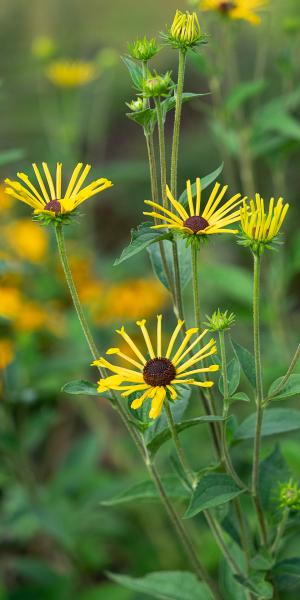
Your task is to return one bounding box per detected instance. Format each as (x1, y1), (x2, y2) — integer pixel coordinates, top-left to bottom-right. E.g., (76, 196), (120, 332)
(0, 148), (24, 166)
(219, 543), (248, 600)
(268, 374), (300, 401)
(107, 571), (214, 600)
(234, 572), (273, 598)
(272, 558), (300, 590)
(231, 339), (256, 388)
(200, 263), (252, 305)
(79, 583), (132, 600)
(234, 409), (300, 440)
(179, 163), (223, 205)
(258, 446), (289, 515)
(225, 80), (266, 115)
(62, 380), (98, 396)
(147, 238), (192, 291)
(147, 415), (225, 458)
(184, 473), (244, 518)
(114, 222), (172, 266)
(101, 475), (189, 506)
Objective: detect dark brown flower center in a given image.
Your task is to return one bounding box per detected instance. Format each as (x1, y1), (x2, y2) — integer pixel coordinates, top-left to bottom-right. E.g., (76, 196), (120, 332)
(219, 1), (236, 13)
(44, 199), (62, 214)
(184, 215), (209, 233)
(143, 357), (176, 387)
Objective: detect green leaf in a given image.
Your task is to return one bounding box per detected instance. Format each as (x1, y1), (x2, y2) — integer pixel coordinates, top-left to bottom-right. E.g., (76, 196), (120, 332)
(268, 374), (300, 401)
(126, 107), (156, 133)
(184, 473), (245, 518)
(107, 571), (214, 600)
(147, 416), (225, 458)
(147, 238), (192, 291)
(122, 56), (143, 89)
(225, 80), (266, 115)
(250, 550), (274, 571)
(229, 392), (250, 404)
(219, 358), (240, 397)
(234, 409), (300, 441)
(0, 148), (25, 166)
(272, 558), (300, 590)
(162, 92), (208, 117)
(219, 543), (248, 600)
(234, 572), (273, 599)
(114, 222), (172, 266)
(62, 380), (98, 396)
(258, 446), (289, 514)
(101, 475), (189, 506)
(178, 163), (224, 205)
(231, 339), (256, 388)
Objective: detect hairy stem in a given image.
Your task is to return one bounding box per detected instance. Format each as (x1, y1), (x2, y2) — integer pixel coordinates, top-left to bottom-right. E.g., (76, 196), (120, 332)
(170, 49), (186, 199)
(164, 400), (196, 488)
(251, 252), (268, 545)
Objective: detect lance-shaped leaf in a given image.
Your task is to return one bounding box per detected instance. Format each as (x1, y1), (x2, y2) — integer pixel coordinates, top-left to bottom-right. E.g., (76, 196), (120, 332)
(234, 409), (300, 441)
(147, 416), (225, 458)
(62, 380), (98, 396)
(268, 374), (300, 401)
(231, 339), (256, 388)
(184, 473), (245, 518)
(101, 475), (189, 506)
(107, 571), (215, 600)
(179, 163), (224, 205)
(114, 222), (172, 266)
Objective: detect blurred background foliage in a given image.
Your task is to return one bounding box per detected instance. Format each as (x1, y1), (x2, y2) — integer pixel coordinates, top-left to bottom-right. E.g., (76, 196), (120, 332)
(0, 0), (300, 598)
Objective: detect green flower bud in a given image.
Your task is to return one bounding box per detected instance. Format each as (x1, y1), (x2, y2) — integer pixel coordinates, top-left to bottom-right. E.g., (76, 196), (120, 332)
(278, 479), (300, 510)
(126, 97), (144, 112)
(142, 71), (173, 98)
(128, 37), (159, 62)
(204, 309), (236, 332)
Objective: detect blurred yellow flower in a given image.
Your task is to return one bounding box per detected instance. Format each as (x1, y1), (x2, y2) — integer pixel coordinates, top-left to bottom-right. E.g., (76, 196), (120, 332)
(201, 0), (268, 25)
(0, 287), (22, 320)
(0, 185), (14, 213)
(14, 302), (49, 332)
(93, 279), (168, 324)
(4, 219), (48, 263)
(0, 339), (15, 370)
(46, 60), (96, 88)
(5, 162), (113, 218)
(32, 36), (56, 60)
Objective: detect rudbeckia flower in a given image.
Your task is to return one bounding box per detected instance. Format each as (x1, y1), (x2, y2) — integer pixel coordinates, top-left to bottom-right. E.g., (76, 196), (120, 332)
(5, 163), (113, 219)
(240, 195), (289, 244)
(201, 0), (268, 26)
(144, 179), (244, 239)
(93, 315), (219, 419)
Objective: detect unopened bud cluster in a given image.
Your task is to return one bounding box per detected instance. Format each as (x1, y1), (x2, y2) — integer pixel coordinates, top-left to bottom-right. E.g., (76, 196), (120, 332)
(128, 37), (159, 62)
(204, 309), (236, 332)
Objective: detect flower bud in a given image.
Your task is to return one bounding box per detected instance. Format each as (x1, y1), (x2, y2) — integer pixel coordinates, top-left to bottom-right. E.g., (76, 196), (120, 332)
(126, 97), (144, 112)
(279, 479), (300, 510)
(204, 309), (236, 332)
(142, 71), (173, 98)
(165, 10), (204, 50)
(128, 37), (159, 62)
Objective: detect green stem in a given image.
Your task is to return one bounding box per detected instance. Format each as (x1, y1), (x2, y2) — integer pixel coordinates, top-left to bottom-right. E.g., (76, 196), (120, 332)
(271, 508), (289, 555)
(251, 252), (268, 545)
(218, 330), (246, 490)
(146, 457), (220, 599)
(164, 400), (196, 488)
(191, 244), (222, 457)
(172, 240), (185, 321)
(170, 49), (186, 199)
(204, 511), (243, 577)
(154, 97), (168, 208)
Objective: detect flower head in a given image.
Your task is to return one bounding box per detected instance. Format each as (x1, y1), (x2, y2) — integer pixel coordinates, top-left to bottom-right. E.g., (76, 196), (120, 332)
(93, 315), (219, 419)
(165, 10), (204, 50)
(278, 479), (300, 511)
(5, 163), (113, 223)
(144, 178), (244, 246)
(239, 194), (289, 253)
(126, 97), (145, 112)
(204, 309), (236, 332)
(128, 37), (159, 62)
(142, 72), (173, 98)
(46, 60), (96, 88)
(201, 0), (268, 25)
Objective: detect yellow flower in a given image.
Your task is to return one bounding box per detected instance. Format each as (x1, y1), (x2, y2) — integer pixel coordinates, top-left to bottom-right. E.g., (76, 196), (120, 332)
(93, 315), (219, 419)
(0, 339), (15, 370)
(46, 60), (96, 88)
(201, 0), (268, 25)
(5, 163), (113, 218)
(0, 287), (22, 320)
(0, 184), (14, 213)
(144, 179), (244, 238)
(4, 219), (48, 263)
(94, 279), (168, 324)
(169, 10), (202, 48)
(240, 195), (289, 243)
